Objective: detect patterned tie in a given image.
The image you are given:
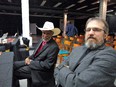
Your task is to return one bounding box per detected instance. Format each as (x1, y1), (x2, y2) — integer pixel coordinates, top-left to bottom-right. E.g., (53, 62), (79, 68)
(34, 41), (47, 57)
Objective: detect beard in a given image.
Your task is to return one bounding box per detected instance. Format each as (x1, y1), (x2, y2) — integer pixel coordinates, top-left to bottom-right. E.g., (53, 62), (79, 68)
(85, 37), (104, 49)
(42, 37), (51, 42)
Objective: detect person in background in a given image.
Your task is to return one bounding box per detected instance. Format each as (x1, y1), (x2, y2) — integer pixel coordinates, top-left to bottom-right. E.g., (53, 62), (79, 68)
(54, 17), (116, 87)
(13, 21), (61, 87)
(66, 20), (78, 37)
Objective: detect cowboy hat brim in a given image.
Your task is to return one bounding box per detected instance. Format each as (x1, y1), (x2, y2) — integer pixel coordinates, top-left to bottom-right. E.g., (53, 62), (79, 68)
(39, 27), (61, 36)
(52, 28), (61, 36)
(37, 25), (61, 36)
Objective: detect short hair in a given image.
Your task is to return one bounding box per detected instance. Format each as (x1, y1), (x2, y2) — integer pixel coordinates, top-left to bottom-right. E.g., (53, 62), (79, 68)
(85, 17), (109, 35)
(67, 20), (71, 24)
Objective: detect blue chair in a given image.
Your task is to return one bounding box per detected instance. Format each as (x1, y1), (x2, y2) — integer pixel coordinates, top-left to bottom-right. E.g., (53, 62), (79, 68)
(58, 50), (70, 63)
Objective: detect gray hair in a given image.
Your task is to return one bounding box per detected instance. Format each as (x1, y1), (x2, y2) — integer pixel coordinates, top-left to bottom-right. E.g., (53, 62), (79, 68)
(85, 17), (109, 35)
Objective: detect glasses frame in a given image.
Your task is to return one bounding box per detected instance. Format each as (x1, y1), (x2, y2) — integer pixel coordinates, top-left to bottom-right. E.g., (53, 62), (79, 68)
(85, 28), (105, 33)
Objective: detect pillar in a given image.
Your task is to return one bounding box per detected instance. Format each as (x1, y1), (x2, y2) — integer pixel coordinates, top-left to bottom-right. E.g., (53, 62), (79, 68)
(63, 11), (68, 37)
(21, 0), (32, 46)
(99, 0), (108, 20)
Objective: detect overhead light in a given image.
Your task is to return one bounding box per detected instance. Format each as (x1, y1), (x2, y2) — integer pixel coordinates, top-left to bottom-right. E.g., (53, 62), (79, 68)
(76, 6), (87, 10)
(54, 2), (62, 7)
(107, 3), (115, 6)
(40, 0), (46, 6)
(107, 0), (111, 2)
(8, 0), (12, 2)
(91, 1), (99, 5)
(2, 10), (6, 12)
(107, 10), (114, 13)
(66, 4), (75, 9)
(77, 0), (85, 3)
(86, 7), (98, 11)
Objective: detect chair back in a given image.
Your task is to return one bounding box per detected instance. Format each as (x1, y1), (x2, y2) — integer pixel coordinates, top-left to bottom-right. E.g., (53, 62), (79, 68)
(22, 37), (30, 46)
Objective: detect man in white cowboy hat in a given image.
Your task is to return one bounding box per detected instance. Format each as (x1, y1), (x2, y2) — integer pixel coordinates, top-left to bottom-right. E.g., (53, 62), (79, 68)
(13, 21), (61, 87)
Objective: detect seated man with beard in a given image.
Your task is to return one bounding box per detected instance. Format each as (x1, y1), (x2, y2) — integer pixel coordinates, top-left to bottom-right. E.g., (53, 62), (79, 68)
(13, 21), (60, 87)
(54, 17), (116, 87)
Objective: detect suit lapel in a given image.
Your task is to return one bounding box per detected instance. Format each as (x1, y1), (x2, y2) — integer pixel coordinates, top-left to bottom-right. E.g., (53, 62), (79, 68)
(34, 39), (53, 57)
(71, 45), (105, 71)
(73, 49), (100, 73)
(33, 40), (43, 55)
(37, 44), (49, 55)
(80, 45), (106, 64)
(70, 47), (88, 71)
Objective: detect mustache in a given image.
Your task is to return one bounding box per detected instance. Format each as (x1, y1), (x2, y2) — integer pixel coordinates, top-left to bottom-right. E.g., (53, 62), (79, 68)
(87, 37), (96, 40)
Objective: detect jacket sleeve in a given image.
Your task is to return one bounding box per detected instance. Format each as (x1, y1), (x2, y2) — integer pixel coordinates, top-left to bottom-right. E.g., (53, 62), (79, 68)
(28, 46), (59, 71)
(54, 49), (116, 87)
(54, 56), (70, 86)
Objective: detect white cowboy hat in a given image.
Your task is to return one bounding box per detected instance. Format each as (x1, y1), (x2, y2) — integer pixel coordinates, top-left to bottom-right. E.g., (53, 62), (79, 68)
(36, 21), (61, 36)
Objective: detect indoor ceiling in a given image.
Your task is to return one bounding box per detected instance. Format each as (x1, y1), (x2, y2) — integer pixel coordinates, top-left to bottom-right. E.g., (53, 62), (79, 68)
(0, 0), (115, 19)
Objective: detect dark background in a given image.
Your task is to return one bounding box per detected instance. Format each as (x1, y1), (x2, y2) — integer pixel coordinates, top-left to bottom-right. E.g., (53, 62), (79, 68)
(0, 14), (115, 36)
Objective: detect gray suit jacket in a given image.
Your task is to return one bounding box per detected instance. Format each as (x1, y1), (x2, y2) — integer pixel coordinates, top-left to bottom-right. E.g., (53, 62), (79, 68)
(54, 45), (116, 87)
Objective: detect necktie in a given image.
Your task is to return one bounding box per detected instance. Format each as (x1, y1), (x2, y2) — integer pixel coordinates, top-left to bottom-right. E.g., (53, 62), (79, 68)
(34, 41), (46, 57)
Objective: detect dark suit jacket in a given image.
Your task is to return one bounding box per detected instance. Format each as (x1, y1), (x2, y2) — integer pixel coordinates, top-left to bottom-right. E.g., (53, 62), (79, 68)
(29, 38), (59, 87)
(15, 38), (59, 87)
(55, 45), (116, 87)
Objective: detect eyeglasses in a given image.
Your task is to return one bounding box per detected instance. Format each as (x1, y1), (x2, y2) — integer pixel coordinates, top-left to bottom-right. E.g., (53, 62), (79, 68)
(85, 28), (105, 33)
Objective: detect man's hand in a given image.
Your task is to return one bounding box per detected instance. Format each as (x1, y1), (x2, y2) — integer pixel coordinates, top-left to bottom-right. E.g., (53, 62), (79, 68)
(25, 57), (32, 65)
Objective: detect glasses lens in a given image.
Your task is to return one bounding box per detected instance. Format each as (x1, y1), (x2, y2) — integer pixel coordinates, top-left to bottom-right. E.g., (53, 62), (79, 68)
(85, 28), (104, 32)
